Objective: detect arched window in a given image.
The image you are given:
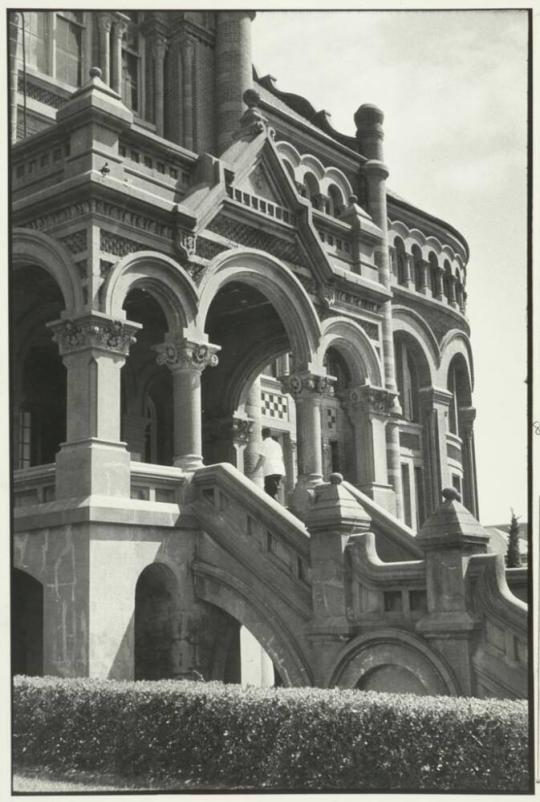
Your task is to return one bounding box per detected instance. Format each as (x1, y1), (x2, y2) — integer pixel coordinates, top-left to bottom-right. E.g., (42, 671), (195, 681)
(412, 245), (423, 292)
(428, 253), (439, 296)
(327, 184), (344, 218)
(443, 260), (452, 303)
(394, 238), (407, 286)
(303, 173), (320, 209)
(395, 341), (419, 422)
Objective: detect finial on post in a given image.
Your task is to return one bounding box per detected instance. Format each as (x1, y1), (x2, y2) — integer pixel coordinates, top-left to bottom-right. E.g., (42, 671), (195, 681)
(89, 66), (102, 79)
(442, 486), (462, 503)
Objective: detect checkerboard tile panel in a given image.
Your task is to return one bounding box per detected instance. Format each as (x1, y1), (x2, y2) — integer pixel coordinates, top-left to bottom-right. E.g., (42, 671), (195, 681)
(326, 407), (337, 430)
(261, 391), (289, 420)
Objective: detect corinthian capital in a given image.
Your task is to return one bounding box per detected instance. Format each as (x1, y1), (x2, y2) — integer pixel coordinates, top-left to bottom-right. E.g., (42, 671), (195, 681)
(48, 314), (140, 357)
(280, 371), (334, 400)
(155, 336), (220, 372)
(344, 383), (398, 417)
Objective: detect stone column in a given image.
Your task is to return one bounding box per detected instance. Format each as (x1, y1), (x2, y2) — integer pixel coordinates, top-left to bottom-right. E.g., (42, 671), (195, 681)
(155, 336), (220, 471)
(355, 103), (403, 517)
(404, 253), (414, 290)
(344, 384), (397, 515)
(98, 13), (113, 85)
(49, 314), (140, 498)
(151, 34), (167, 136)
(280, 372), (329, 517)
(243, 377), (263, 487)
(215, 11), (255, 153)
(181, 35), (196, 151)
(459, 406), (479, 518)
(417, 487), (491, 696)
(111, 19), (127, 94)
(419, 387), (453, 516)
(8, 11), (20, 144)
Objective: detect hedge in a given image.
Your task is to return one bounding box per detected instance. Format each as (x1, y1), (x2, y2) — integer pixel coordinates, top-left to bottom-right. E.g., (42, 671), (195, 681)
(13, 676), (530, 792)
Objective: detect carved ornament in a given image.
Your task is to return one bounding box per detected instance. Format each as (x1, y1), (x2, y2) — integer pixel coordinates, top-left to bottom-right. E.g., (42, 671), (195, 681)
(155, 337), (220, 372)
(49, 315), (139, 357)
(280, 372), (335, 399)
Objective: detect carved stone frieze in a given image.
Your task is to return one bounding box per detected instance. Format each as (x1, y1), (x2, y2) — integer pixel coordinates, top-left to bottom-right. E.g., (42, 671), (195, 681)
(204, 415), (254, 445)
(100, 229), (147, 257)
(155, 337), (220, 372)
(59, 230), (88, 254)
(17, 75), (66, 110)
(23, 200), (173, 240)
(195, 237), (228, 262)
(207, 215), (304, 266)
(49, 314), (139, 357)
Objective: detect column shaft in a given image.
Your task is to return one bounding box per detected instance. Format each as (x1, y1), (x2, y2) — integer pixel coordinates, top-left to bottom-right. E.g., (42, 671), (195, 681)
(215, 11), (254, 153)
(111, 21), (126, 93)
(98, 14), (112, 85)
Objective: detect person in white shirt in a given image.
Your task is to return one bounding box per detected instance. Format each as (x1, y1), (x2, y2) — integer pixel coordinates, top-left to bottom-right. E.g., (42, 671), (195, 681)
(250, 427), (286, 500)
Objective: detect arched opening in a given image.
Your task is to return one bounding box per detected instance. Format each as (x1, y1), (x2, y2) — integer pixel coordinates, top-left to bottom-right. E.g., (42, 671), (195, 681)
(447, 354), (472, 437)
(393, 332), (432, 528)
(322, 346), (355, 479)
(134, 563), (179, 680)
(428, 252), (439, 296)
(327, 184), (344, 218)
(443, 259), (453, 303)
(411, 245), (423, 292)
(121, 288), (172, 465)
(12, 569), (43, 676)
(12, 264), (66, 468)
(357, 664), (428, 695)
(394, 237), (407, 285)
(303, 172), (320, 209)
(202, 281), (300, 503)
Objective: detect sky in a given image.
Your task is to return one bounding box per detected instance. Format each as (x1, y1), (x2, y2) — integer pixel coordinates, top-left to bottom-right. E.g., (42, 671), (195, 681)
(252, 9), (529, 526)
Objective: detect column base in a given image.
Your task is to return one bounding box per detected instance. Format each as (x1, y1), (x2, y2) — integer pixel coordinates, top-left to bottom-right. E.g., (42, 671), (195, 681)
(174, 453), (204, 472)
(56, 438), (131, 499)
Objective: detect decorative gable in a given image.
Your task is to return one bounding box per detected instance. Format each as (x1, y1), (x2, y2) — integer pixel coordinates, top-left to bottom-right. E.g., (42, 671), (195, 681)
(236, 161), (289, 206)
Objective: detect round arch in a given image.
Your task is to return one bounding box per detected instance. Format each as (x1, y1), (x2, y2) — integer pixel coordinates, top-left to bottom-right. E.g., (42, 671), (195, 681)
(193, 562), (313, 687)
(229, 333), (290, 413)
(318, 317), (383, 386)
(392, 307), (440, 378)
(275, 140), (302, 169)
(197, 249), (322, 372)
(438, 330), (475, 390)
(328, 629), (459, 695)
(102, 251), (199, 332)
(12, 228), (84, 315)
(134, 561), (180, 680)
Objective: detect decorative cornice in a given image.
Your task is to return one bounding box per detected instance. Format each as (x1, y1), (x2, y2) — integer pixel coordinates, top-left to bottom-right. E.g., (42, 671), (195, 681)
(155, 337), (220, 373)
(48, 314), (140, 357)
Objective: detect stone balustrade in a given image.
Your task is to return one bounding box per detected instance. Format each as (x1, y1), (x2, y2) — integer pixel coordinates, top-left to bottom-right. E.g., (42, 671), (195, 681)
(13, 463), (56, 507)
(225, 184), (296, 226)
(130, 461), (186, 503)
(192, 462), (312, 592)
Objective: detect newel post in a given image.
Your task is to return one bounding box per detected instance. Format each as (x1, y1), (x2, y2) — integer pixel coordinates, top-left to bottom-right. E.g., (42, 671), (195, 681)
(305, 473), (371, 686)
(416, 486), (491, 695)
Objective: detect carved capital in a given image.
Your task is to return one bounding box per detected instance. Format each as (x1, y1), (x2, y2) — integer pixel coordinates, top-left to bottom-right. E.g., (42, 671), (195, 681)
(151, 33), (168, 60)
(280, 372), (335, 400)
(98, 13), (113, 33)
(344, 383), (398, 417)
(112, 19), (128, 40)
(317, 283), (336, 310)
(155, 337), (220, 373)
(459, 406), (476, 437)
(48, 314), (140, 357)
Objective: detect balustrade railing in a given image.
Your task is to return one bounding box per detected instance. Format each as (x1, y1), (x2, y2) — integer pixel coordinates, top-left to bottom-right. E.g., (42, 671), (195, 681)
(13, 464), (56, 507)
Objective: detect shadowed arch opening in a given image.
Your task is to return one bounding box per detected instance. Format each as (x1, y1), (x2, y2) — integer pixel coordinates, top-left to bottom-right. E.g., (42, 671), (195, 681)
(121, 288), (173, 465)
(329, 630), (458, 696)
(13, 569), (43, 676)
(134, 563), (179, 680)
(12, 265), (66, 467)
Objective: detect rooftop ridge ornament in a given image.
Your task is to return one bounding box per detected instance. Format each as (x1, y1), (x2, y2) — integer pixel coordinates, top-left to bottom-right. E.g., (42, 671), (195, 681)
(233, 88), (271, 141)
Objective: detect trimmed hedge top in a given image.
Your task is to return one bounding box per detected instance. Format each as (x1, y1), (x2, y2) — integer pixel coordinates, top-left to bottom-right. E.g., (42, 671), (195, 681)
(13, 676), (530, 792)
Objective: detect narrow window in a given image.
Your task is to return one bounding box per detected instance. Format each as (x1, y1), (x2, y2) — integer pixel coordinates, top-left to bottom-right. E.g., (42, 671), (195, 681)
(401, 463), (412, 527)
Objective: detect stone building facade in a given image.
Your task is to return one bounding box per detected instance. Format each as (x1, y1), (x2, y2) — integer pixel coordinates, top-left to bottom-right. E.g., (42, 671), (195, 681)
(10, 11), (527, 697)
